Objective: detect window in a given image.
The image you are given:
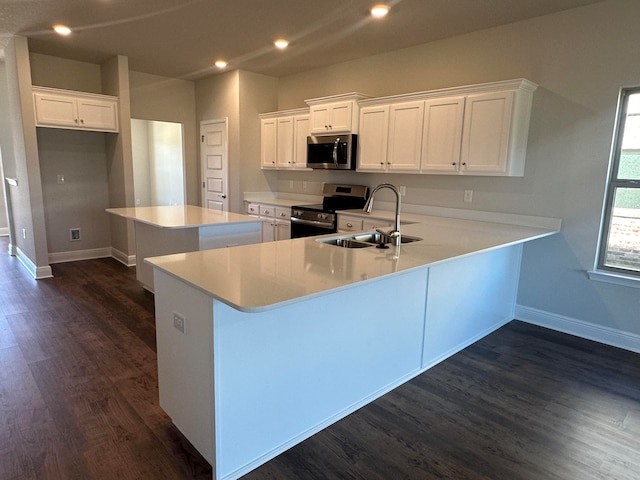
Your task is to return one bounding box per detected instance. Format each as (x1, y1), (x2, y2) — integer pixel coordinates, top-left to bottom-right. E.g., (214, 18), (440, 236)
(596, 87), (640, 278)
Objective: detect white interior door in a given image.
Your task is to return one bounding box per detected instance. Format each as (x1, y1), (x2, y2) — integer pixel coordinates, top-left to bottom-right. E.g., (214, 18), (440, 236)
(200, 119), (228, 211)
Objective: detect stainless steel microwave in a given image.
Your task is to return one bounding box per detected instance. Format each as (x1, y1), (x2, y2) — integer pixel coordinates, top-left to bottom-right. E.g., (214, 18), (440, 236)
(307, 134), (357, 170)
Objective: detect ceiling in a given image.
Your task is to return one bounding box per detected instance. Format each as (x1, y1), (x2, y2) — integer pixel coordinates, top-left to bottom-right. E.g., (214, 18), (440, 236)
(0, 0), (605, 80)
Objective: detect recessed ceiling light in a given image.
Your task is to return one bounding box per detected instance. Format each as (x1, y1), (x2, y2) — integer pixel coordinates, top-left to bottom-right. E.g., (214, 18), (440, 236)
(274, 39), (289, 49)
(370, 5), (390, 18)
(214, 60), (228, 69)
(53, 24), (72, 36)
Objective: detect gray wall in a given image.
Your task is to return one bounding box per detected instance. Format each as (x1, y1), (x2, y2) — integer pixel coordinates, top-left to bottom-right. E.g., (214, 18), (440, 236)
(260, 0), (639, 337)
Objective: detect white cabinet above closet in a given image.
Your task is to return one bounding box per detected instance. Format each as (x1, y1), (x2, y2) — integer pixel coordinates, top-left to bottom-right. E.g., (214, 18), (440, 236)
(33, 86), (119, 133)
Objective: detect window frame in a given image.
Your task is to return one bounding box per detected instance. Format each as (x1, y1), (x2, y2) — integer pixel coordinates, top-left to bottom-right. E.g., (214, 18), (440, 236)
(595, 86), (640, 279)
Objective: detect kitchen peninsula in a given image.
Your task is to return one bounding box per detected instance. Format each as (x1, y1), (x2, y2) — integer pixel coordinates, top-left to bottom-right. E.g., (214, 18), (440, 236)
(106, 205), (261, 291)
(146, 210), (560, 480)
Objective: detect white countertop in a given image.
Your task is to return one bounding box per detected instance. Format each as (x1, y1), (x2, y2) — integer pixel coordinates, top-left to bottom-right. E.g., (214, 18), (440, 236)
(146, 214), (560, 313)
(106, 205), (260, 229)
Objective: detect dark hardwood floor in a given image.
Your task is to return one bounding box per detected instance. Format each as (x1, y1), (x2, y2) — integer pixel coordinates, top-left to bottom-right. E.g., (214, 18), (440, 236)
(1, 235), (638, 479)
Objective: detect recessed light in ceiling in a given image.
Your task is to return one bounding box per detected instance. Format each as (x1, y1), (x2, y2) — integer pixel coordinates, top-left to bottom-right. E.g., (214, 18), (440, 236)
(53, 24), (72, 36)
(370, 5), (390, 18)
(214, 60), (228, 69)
(274, 39), (289, 49)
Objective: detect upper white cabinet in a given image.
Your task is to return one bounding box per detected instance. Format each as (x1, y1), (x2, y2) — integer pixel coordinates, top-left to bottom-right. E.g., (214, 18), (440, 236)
(33, 86), (119, 132)
(306, 93), (370, 134)
(357, 105), (389, 171)
(459, 90), (514, 175)
(421, 96), (465, 173)
(260, 109), (310, 170)
(357, 79), (537, 177)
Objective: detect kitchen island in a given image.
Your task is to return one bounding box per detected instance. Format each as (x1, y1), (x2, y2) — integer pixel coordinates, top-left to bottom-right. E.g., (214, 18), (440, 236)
(146, 213), (560, 480)
(106, 205), (261, 291)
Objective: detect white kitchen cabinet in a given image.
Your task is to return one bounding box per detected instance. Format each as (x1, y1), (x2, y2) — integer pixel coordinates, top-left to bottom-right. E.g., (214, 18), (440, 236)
(260, 109), (309, 170)
(293, 115), (310, 169)
(421, 96), (465, 173)
(356, 79), (536, 177)
(459, 90), (515, 175)
(246, 203), (291, 241)
(33, 86), (118, 132)
(362, 218), (394, 231)
(386, 101), (424, 172)
(260, 118), (278, 169)
(309, 101), (353, 134)
(338, 214), (364, 233)
(276, 116), (294, 168)
(357, 105), (389, 171)
(306, 93), (369, 134)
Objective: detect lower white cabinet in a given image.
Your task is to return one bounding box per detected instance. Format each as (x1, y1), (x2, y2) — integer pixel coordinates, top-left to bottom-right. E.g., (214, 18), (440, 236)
(33, 86), (119, 132)
(247, 203), (291, 242)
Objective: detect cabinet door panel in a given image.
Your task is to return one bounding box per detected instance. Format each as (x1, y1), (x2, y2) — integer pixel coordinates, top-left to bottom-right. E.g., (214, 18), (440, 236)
(293, 115), (309, 168)
(34, 93), (78, 127)
(309, 106), (331, 133)
(460, 91), (514, 174)
(357, 105), (389, 171)
(387, 101), (424, 172)
(421, 97), (465, 173)
(260, 119), (277, 168)
(328, 103), (352, 132)
(276, 117), (294, 167)
(77, 98), (118, 131)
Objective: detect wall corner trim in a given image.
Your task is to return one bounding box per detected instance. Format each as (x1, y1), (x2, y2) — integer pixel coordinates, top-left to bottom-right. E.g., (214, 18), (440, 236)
(15, 246), (53, 279)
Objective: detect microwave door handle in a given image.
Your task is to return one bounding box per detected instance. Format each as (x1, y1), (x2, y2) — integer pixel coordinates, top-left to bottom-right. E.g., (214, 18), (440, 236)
(333, 137), (340, 168)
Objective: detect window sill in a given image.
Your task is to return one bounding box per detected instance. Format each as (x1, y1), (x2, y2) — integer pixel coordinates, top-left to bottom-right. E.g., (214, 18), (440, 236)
(587, 270), (640, 288)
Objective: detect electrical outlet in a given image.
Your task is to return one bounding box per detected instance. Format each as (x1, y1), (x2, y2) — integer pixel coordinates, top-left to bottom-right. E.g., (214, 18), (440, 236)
(464, 190), (473, 203)
(399, 185), (407, 196)
(57, 174), (65, 184)
(303, 180), (307, 190)
(70, 228), (81, 241)
(173, 312), (186, 334)
(289, 180), (294, 189)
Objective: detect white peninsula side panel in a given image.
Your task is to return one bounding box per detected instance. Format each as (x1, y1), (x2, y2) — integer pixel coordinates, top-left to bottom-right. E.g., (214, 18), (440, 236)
(154, 267), (428, 480)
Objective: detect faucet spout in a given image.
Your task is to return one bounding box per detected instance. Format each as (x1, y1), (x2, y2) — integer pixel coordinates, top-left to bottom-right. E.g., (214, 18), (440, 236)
(363, 183), (402, 246)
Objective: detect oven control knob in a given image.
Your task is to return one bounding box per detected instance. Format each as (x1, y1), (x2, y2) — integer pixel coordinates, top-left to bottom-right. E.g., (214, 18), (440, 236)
(318, 213), (328, 220)
(293, 210), (301, 216)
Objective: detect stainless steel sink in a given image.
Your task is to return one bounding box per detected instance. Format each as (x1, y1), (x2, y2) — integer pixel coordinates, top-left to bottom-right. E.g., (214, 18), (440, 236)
(351, 232), (423, 245)
(321, 238), (374, 248)
(318, 232), (423, 248)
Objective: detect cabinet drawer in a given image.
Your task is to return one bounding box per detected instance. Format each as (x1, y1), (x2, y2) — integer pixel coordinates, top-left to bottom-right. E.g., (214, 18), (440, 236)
(260, 206), (276, 218)
(247, 203), (260, 216)
(363, 218), (393, 230)
(275, 207), (291, 221)
(338, 216), (363, 232)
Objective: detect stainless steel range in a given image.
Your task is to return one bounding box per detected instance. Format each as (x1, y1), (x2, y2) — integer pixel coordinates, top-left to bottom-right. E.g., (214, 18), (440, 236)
(290, 183), (369, 238)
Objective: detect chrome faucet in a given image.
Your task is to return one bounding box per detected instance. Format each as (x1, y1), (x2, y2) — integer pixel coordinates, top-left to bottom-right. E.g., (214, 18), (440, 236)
(363, 183), (401, 246)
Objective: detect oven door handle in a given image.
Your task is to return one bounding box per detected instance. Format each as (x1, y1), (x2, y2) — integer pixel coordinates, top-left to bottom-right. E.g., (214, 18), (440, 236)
(290, 217), (334, 229)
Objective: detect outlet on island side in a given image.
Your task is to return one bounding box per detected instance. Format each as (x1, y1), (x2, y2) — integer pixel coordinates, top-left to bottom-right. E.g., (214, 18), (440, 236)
(463, 190), (473, 203)
(173, 312), (186, 334)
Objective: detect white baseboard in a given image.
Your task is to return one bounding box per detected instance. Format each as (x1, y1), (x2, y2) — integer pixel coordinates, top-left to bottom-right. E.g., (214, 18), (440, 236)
(0, 227), (8, 236)
(515, 305), (640, 354)
(15, 246), (53, 279)
(110, 247), (136, 267)
(48, 247), (113, 264)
